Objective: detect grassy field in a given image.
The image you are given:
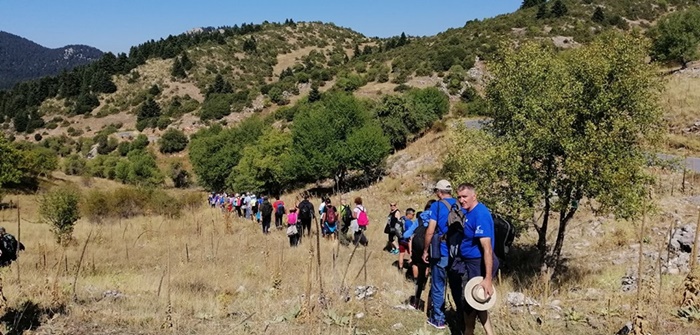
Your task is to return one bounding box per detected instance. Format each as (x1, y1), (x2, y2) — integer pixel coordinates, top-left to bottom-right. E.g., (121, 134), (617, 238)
(0, 130), (700, 334)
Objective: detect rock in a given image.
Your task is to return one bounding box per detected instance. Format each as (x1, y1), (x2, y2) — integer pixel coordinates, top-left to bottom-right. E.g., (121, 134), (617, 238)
(102, 290), (125, 299)
(621, 274), (637, 292)
(668, 267), (680, 275)
(507, 292), (540, 307)
(615, 321), (633, 335)
(355, 286), (377, 300)
(236, 286), (246, 293)
(391, 323), (404, 330)
(355, 312), (365, 319)
(585, 288), (602, 300)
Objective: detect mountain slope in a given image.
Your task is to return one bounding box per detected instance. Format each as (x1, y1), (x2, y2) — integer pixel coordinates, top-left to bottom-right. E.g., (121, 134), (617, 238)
(0, 31), (103, 89)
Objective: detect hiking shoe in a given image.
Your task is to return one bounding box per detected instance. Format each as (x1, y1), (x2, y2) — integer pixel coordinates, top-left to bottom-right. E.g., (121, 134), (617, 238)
(426, 319), (446, 330)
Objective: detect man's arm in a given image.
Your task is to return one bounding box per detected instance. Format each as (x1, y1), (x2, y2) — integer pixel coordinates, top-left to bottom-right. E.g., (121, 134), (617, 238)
(479, 237), (494, 297)
(422, 219), (437, 263)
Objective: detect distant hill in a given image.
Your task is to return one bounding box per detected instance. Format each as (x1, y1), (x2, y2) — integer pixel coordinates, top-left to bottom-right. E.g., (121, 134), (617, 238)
(0, 31), (103, 89)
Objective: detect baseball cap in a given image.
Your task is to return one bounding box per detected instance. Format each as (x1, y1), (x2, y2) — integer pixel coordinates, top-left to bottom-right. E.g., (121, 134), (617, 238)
(434, 180), (452, 192)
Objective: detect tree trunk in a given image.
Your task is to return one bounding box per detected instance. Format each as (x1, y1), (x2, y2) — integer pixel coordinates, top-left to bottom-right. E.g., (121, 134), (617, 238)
(549, 205), (578, 269)
(537, 196), (551, 261)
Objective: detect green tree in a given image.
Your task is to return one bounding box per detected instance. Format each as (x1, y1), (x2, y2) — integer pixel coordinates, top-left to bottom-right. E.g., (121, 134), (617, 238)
(158, 128), (189, 154)
(0, 137), (23, 187)
(591, 7), (606, 24)
(521, 0), (545, 9)
(536, 3), (548, 19)
(171, 58), (186, 78)
(227, 128), (294, 194)
(180, 52), (193, 71)
(650, 7), (700, 67)
(344, 122), (391, 181)
(376, 95), (411, 149)
(189, 117), (266, 191)
(446, 33), (663, 270)
(40, 187), (81, 246)
(551, 0), (568, 17)
(308, 84), (322, 102)
(170, 161), (190, 188)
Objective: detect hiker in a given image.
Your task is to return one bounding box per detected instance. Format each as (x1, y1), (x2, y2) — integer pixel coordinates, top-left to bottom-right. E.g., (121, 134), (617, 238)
(261, 197), (274, 234)
(234, 193), (243, 217)
(397, 208), (417, 270)
(422, 179), (458, 330)
(286, 208), (300, 246)
(243, 193), (251, 220)
(297, 194), (315, 242)
(453, 183), (499, 335)
(321, 198), (338, 240)
(404, 200), (435, 309)
(385, 202), (402, 254)
(0, 227), (24, 268)
(250, 193), (258, 222)
(273, 196), (286, 230)
(339, 198), (353, 234)
(351, 197), (369, 246)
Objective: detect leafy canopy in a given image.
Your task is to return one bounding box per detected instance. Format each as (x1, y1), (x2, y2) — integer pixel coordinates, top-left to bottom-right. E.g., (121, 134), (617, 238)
(445, 32), (663, 266)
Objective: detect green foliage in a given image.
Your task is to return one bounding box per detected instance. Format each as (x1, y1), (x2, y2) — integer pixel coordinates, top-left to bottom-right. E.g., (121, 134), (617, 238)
(227, 128), (293, 193)
(0, 137), (23, 187)
(189, 117), (266, 191)
(40, 187), (81, 245)
(136, 98), (161, 130)
(159, 128), (189, 154)
(447, 33), (663, 266)
(536, 3), (548, 19)
(551, 0), (568, 17)
(592, 7), (606, 24)
(113, 150), (164, 186)
(521, 0), (546, 9)
(63, 154), (87, 175)
(170, 162), (190, 188)
(82, 186), (183, 222)
(650, 7), (700, 66)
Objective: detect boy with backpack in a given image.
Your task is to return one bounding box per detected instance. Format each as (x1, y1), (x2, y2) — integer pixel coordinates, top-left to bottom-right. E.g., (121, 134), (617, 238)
(297, 194), (315, 243)
(403, 200), (435, 309)
(397, 208), (417, 270)
(260, 197), (274, 234)
(321, 198), (338, 240)
(273, 196), (286, 230)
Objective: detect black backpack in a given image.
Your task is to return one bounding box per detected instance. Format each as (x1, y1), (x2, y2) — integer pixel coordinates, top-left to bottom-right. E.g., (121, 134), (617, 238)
(261, 202), (273, 217)
(493, 213), (516, 259)
(411, 212), (428, 254)
(298, 201), (312, 221)
(0, 233), (24, 267)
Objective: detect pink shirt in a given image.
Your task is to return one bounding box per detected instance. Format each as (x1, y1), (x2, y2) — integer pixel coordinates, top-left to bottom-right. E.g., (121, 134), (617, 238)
(287, 212), (298, 225)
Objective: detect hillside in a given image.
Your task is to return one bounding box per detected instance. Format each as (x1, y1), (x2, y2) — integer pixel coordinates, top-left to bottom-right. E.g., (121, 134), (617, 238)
(0, 31), (103, 89)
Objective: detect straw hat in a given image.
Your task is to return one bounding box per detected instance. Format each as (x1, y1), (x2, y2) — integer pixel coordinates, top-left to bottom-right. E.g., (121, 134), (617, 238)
(464, 276), (497, 311)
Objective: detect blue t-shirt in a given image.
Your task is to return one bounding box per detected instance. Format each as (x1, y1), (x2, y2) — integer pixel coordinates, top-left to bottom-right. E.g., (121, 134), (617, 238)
(399, 217), (417, 242)
(429, 198), (458, 257)
(403, 211), (431, 239)
(460, 202), (495, 259)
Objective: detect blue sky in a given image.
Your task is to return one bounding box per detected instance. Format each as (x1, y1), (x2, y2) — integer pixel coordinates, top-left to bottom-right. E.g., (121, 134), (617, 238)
(1, 1), (522, 54)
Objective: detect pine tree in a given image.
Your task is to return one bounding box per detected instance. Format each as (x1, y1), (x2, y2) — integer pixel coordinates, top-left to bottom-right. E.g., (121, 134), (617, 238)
(592, 7), (605, 24)
(180, 52), (193, 71)
(308, 84), (321, 102)
(521, 0), (546, 9)
(398, 32), (408, 46)
(552, 0), (568, 17)
(171, 58), (186, 78)
(536, 3), (548, 19)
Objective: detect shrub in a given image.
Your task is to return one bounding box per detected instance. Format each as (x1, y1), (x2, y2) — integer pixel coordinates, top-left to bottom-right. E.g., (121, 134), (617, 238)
(147, 189), (182, 218)
(40, 187), (81, 246)
(63, 154), (87, 175)
(159, 129), (189, 154)
(81, 189), (111, 223)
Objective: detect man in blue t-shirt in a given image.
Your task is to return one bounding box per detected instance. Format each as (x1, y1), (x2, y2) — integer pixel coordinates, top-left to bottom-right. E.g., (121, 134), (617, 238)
(455, 183), (498, 335)
(421, 179), (458, 330)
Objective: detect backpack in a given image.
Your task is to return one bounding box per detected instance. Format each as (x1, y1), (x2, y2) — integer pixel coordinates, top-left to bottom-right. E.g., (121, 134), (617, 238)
(340, 205), (352, 225)
(411, 212), (428, 256)
(0, 233), (23, 267)
(493, 213), (516, 259)
(439, 199), (466, 258)
(357, 207), (369, 226)
(261, 202), (273, 217)
(276, 202), (285, 216)
(299, 201), (312, 221)
(384, 210), (400, 235)
(325, 205), (337, 224)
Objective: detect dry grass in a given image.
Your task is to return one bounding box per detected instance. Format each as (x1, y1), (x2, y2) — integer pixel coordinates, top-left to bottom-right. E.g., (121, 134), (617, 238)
(662, 74), (700, 156)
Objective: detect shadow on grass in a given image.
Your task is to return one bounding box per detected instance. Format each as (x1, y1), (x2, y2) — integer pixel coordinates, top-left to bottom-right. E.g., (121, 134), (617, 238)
(0, 300), (66, 335)
(501, 244), (598, 291)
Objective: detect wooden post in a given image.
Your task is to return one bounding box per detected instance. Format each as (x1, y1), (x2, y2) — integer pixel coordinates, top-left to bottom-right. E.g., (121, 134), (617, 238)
(16, 199), (20, 285)
(682, 166), (687, 194)
(689, 208), (700, 273)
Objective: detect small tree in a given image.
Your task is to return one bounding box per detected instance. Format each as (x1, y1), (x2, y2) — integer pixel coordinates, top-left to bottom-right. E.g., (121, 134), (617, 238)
(551, 0), (568, 17)
(170, 162), (190, 188)
(536, 3), (548, 19)
(159, 128), (189, 154)
(40, 187), (81, 246)
(650, 7), (700, 67)
(591, 7), (606, 24)
(446, 33), (663, 271)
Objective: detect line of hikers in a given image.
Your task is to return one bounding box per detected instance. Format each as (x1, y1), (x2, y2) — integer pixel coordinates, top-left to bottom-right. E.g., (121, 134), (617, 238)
(207, 192), (370, 247)
(209, 178), (513, 335)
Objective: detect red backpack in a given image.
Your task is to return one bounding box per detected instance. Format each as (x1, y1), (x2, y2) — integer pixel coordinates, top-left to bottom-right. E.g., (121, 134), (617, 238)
(325, 205), (337, 224)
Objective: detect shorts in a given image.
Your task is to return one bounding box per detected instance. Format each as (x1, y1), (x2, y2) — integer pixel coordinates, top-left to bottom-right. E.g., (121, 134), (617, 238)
(451, 255), (500, 313)
(398, 241), (410, 253)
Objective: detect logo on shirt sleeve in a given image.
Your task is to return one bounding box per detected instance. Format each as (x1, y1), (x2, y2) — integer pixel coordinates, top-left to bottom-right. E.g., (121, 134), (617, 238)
(475, 225), (484, 235)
